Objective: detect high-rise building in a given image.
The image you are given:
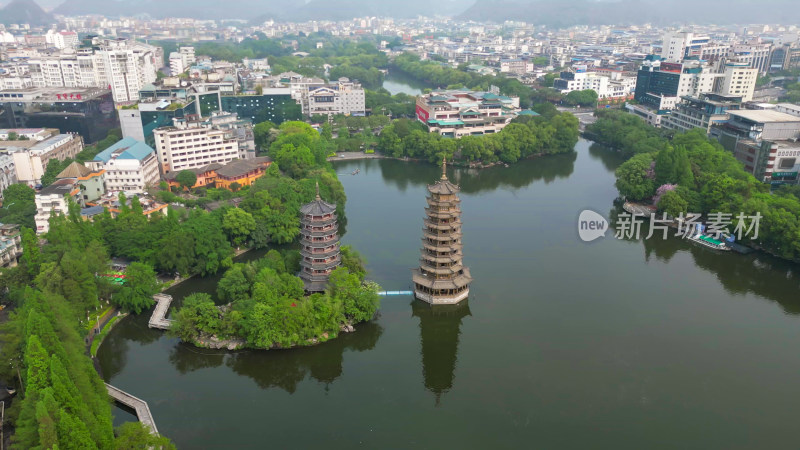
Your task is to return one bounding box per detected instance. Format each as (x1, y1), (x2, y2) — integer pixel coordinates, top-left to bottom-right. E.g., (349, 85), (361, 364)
(412, 160), (472, 305)
(299, 183), (341, 293)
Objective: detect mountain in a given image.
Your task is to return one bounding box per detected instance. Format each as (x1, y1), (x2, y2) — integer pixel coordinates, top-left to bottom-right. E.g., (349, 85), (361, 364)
(458, 0), (800, 26)
(0, 0), (55, 25)
(52, 0), (470, 20)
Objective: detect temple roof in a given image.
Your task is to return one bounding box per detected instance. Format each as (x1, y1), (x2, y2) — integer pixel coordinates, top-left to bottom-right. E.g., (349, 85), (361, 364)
(299, 182), (337, 215)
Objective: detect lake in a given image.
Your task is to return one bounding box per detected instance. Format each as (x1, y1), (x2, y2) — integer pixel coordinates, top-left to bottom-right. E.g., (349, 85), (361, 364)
(381, 71), (426, 95)
(98, 139), (800, 448)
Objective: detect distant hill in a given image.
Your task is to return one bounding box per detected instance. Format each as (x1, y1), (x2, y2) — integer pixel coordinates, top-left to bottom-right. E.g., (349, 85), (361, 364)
(458, 0), (800, 26)
(52, 0), (467, 21)
(0, 0), (55, 25)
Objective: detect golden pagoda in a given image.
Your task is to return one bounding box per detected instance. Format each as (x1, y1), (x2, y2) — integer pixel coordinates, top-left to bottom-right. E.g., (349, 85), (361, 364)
(411, 158), (472, 304)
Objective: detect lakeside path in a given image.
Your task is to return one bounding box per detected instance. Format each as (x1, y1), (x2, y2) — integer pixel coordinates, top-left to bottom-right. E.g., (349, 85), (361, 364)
(327, 152), (387, 162)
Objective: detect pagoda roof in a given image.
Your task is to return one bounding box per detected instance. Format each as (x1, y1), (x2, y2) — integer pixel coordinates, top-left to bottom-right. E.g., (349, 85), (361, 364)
(412, 269), (472, 289)
(300, 182), (337, 215)
(428, 179), (460, 195)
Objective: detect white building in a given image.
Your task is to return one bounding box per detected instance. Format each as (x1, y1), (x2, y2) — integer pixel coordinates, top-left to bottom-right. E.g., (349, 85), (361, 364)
(34, 178), (82, 234)
(661, 32), (711, 63)
(152, 117), (240, 175)
(499, 59), (533, 74)
(554, 69), (636, 100)
(716, 63), (758, 102)
(169, 46), (196, 76)
(0, 153), (16, 196)
(21, 38), (158, 104)
(304, 77), (365, 116)
(3, 133), (84, 186)
(86, 137), (159, 194)
(45, 30), (79, 50)
(94, 39), (159, 103)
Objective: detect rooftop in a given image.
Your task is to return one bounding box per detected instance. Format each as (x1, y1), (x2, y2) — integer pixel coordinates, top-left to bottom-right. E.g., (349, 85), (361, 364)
(729, 110), (800, 123)
(94, 138), (155, 163)
(37, 178), (77, 197)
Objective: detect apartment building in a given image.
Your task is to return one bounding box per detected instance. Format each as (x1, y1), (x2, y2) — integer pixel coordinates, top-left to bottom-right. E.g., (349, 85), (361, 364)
(499, 59), (533, 75)
(34, 177), (82, 234)
(416, 90), (520, 137)
(86, 137), (160, 194)
(44, 30), (78, 50)
(15, 38), (158, 104)
(152, 116), (240, 174)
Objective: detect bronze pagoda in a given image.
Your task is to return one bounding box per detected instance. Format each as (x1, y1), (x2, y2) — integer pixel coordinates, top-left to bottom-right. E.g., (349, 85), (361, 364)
(412, 158), (472, 304)
(299, 182), (341, 293)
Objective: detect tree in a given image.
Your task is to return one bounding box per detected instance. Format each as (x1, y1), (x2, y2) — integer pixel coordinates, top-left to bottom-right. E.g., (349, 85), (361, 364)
(113, 262), (159, 314)
(253, 120), (277, 150)
(175, 170), (197, 191)
(217, 264), (251, 303)
(0, 183), (36, 229)
(657, 190), (689, 217)
(615, 153), (657, 201)
(114, 422), (176, 450)
(7, 131), (19, 140)
(169, 293), (221, 341)
(222, 208), (256, 247)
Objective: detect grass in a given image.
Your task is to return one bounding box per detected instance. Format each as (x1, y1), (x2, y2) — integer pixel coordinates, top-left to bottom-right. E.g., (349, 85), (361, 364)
(90, 315), (122, 357)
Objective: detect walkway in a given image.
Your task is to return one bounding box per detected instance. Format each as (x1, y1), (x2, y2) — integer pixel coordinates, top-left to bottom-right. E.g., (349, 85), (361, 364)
(105, 383), (158, 434)
(377, 291), (414, 296)
(148, 294), (174, 330)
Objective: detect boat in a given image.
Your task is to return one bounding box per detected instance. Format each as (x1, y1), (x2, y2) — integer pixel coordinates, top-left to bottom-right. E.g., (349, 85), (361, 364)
(351, 168), (360, 175)
(687, 232), (731, 251)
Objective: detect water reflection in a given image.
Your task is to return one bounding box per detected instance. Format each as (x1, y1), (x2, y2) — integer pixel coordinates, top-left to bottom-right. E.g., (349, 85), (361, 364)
(224, 321), (383, 393)
(412, 300), (471, 405)
(587, 143), (626, 172)
(642, 236), (800, 314)
(336, 152), (577, 195)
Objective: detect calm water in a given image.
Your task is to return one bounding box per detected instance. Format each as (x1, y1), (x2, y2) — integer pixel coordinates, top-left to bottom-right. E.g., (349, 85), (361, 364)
(98, 140), (800, 449)
(382, 72), (426, 95)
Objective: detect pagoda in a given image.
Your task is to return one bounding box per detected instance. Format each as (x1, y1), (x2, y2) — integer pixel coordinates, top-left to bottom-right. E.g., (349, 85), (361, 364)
(299, 182), (341, 293)
(412, 158), (472, 304)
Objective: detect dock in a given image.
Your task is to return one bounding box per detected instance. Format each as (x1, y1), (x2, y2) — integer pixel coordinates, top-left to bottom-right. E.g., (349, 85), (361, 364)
(148, 294), (174, 330)
(623, 201), (656, 217)
(105, 383), (158, 434)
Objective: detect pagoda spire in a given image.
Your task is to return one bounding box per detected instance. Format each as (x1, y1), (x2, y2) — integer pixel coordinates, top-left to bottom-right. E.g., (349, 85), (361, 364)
(441, 157), (448, 180)
(315, 181), (321, 201)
